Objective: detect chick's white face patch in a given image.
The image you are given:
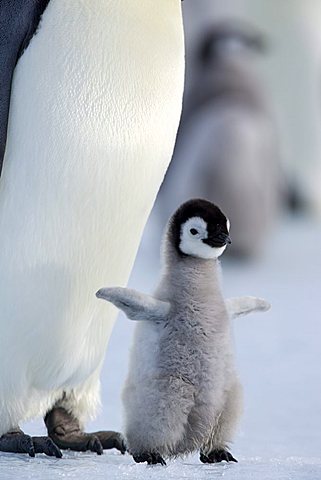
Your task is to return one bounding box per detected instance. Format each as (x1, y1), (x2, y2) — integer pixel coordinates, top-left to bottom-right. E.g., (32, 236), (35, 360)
(179, 217), (226, 259)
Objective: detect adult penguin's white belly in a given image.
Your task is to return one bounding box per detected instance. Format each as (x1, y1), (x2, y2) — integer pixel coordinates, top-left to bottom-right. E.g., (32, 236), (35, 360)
(0, 0), (184, 428)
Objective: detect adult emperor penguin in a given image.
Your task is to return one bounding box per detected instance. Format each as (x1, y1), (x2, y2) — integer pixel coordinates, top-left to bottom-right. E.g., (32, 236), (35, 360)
(0, 1), (185, 457)
(97, 199), (270, 465)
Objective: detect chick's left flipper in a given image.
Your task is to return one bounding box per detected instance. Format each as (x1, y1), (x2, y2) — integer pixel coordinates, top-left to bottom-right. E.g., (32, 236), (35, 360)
(226, 296), (271, 319)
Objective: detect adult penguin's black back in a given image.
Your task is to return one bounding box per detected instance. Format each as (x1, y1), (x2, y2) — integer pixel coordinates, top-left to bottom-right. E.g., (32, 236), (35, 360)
(0, 0), (50, 174)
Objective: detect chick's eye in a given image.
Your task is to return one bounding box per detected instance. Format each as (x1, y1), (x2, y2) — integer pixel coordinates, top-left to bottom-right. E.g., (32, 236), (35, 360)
(190, 228), (198, 235)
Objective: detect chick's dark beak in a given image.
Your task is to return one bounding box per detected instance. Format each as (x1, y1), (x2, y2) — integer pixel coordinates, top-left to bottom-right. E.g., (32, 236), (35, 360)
(225, 233), (232, 245)
(203, 231), (232, 248)
(217, 232), (232, 245)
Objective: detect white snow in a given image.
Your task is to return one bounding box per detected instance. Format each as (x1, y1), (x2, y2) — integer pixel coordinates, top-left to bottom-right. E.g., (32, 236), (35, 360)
(3, 214), (321, 479)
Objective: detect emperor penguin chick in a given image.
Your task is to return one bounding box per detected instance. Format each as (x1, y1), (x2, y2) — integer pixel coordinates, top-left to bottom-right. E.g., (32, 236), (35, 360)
(97, 199), (270, 465)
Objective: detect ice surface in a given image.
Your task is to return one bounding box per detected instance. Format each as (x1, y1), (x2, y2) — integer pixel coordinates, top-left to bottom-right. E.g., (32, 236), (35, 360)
(1, 451), (321, 480)
(3, 215), (321, 479)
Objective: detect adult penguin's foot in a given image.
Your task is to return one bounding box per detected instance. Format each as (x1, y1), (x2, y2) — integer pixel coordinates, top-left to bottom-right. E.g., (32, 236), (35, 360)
(0, 428), (62, 457)
(44, 407), (126, 455)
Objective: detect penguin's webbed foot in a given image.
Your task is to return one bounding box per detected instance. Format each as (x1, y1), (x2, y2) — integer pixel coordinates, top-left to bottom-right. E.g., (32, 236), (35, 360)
(200, 448), (237, 463)
(44, 407), (126, 455)
(91, 430), (126, 454)
(0, 428), (62, 457)
(133, 451), (166, 466)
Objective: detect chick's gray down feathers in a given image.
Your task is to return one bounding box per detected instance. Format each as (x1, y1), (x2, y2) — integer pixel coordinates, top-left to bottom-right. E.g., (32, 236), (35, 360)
(97, 200), (270, 462)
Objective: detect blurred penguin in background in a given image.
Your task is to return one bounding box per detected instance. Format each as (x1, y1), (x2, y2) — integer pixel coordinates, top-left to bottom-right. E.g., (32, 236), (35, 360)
(154, 12), (282, 259)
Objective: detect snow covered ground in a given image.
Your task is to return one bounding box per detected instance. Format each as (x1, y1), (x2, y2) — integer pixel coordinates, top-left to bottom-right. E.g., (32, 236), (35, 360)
(3, 213), (321, 479)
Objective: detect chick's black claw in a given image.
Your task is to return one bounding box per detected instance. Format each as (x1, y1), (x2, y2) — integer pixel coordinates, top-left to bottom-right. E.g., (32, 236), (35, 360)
(152, 453), (166, 466)
(133, 451), (166, 466)
(200, 448), (237, 463)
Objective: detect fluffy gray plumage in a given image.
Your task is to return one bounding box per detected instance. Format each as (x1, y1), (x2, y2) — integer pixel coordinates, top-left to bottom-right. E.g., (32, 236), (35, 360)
(97, 199), (270, 464)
